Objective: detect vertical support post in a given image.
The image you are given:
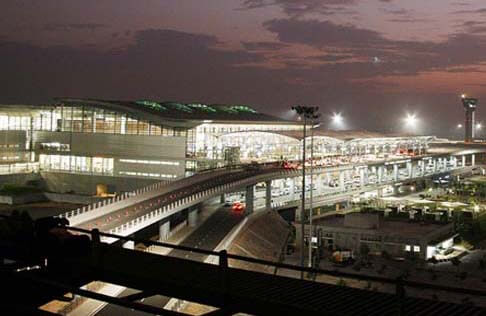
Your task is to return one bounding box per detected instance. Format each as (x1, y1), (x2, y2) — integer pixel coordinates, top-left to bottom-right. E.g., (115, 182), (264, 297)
(393, 164), (399, 181)
(159, 220), (170, 241)
(245, 185), (254, 215)
(316, 173), (323, 195)
(300, 116), (307, 279)
(472, 154), (476, 166)
(339, 171), (345, 191)
(290, 178), (295, 200)
(406, 161), (413, 178)
(265, 180), (272, 210)
(378, 166), (383, 184)
(359, 168), (365, 187)
(188, 207), (198, 227)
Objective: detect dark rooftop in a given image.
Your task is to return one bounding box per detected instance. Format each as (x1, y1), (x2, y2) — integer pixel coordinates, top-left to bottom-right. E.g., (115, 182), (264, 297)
(56, 98), (294, 124)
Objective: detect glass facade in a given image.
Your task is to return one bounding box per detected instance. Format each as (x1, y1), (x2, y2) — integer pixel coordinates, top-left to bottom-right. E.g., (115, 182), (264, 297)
(39, 154), (114, 175)
(0, 115), (31, 130)
(1, 106), (185, 137)
(0, 162), (39, 175)
(219, 132), (301, 161)
(189, 123), (303, 159)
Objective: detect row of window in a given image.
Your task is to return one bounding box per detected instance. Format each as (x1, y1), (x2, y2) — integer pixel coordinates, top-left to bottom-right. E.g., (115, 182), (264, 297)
(0, 144), (21, 148)
(0, 108), (187, 137)
(118, 171), (177, 179)
(1, 155), (21, 161)
(39, 142), (70, 151)
(39, 154), (114, 175)
(38, 154), (180, 179)
(118, 159), (180, 166)
(0, 162), (39, 175)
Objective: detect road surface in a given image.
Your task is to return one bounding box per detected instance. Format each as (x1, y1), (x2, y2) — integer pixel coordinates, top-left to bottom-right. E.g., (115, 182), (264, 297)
(95, 205), (244, 316)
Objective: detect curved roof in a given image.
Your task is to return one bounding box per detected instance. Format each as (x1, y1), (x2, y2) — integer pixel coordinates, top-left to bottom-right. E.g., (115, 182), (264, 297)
(56, 98), (294, 128)
(218, 129), (433, 145)
(268, 129), (433, 142)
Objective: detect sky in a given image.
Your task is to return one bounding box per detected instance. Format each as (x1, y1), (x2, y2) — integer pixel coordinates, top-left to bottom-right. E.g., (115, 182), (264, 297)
(1, 0), (486, 136)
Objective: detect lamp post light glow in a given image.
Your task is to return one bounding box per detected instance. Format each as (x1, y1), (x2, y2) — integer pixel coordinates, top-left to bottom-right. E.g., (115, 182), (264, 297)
(332, 112), (343, 125)
(457, 124), (463, 129)
(404, 113), (417, 127)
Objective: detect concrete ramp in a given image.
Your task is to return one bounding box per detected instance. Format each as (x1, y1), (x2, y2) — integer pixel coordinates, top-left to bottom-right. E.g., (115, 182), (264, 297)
(227, 210), (290, 273)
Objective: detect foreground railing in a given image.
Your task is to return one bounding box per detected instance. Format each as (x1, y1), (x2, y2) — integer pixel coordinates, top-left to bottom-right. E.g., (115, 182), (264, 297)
(66, 226), (486, 300)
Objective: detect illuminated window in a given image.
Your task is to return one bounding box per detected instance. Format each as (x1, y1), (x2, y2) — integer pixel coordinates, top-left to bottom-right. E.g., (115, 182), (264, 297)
(118, 159), (179, 166)
(39, 154), (113, 175)
(413, 245), (420, 252)
(118, 171), (177, 179)
(405, 245), (411, 252)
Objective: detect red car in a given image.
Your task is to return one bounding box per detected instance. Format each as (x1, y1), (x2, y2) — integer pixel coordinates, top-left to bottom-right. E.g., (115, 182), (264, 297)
(231, 201), (245, 213)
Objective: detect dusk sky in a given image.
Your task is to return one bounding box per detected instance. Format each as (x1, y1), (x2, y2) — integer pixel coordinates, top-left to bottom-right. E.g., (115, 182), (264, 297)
(2, 1), (486, 135)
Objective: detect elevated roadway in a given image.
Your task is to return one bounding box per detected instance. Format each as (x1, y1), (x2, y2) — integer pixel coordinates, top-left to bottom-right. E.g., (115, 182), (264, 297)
(60, 153), (480, 243)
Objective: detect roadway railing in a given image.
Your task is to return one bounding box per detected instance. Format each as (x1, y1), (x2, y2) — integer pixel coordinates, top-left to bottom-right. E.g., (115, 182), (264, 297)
(64, 160), (471, 229)
(97, 171), (298, 241)
(58, 180), (170, 225)
(59, 167), (246, 226)
(85, 163), (459, 239)
(66, 226), (486, 300)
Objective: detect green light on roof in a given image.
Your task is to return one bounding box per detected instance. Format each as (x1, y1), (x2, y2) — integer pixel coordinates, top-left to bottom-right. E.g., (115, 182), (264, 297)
(230, 105), (257, 113)
(135, 100), (167, 111)
(188, 103), (217, 113)
(164, 102), (193, 113)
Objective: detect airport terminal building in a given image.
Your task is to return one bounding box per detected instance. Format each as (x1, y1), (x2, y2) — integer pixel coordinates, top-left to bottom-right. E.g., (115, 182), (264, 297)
(0, 98), (433, 194)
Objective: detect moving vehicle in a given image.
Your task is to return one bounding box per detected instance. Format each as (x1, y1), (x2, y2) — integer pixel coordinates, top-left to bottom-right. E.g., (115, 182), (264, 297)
(231, 201), (245, 213)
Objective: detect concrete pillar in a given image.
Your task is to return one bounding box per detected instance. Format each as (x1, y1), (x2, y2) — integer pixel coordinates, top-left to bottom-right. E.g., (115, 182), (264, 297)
(377, 187), (384, 197)
(123, 240), (134, 249)
(462, 155), (466, 167)
(245, 185), (254, 214)
(339, 171), (345, 191)
(188, 207), (198, 227)
(393, 185), (399, 195)
(316, 173), (323, 195)
(393, 164), (399, 181)
(359, 168), (365, 187)
(377, 166), (384, 183)
(220, 194), (225, 204)
(472, 154), (476, 166)
(295, 206), (303, 222)
(289, 178), (295, 200)
(265, 180), (272, 209)
(407, 161), (413, 178)
(159, 220), (170, 241)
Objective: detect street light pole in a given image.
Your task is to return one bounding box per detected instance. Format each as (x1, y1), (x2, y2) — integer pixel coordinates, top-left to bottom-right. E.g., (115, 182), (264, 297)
(292, 106), (320, 278)
(300, 115), (307, 278)
(308, 122), (314, 268)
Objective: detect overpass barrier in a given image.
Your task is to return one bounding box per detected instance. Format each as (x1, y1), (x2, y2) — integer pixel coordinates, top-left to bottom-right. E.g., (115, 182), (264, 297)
(104, 163), (472, 240)
(58, 180), (170, 226)
(68, 157), (473, 231)
(60, 167), (245, 226)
